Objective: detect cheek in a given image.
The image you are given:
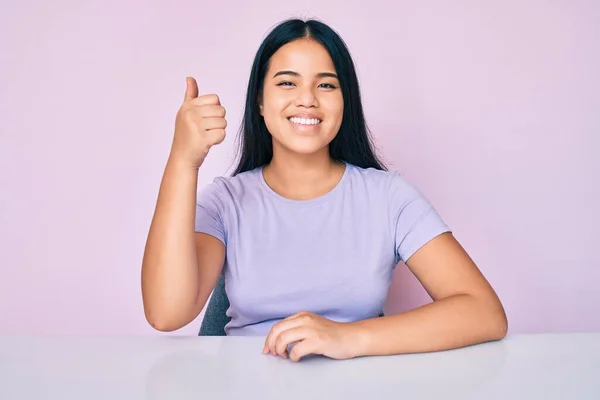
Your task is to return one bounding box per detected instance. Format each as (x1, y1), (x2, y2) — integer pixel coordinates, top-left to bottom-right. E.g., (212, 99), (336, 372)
(262, 89), (290, 116)
(260, 97), (286, 135)
(323, 96), (344, 123)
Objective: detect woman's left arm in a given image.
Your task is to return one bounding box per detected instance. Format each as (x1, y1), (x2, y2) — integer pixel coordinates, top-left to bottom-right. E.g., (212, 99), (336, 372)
(349, 231), (508, 357)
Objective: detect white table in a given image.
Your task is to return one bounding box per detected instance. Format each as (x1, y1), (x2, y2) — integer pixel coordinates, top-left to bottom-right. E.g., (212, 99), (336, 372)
(1, 333), (599, 399)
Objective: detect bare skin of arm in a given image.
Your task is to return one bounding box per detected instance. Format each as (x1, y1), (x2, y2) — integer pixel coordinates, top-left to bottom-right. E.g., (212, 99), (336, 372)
(141, 77), (227, 332)
(350, 232), (508, 356)
(141, 158), (225, 332)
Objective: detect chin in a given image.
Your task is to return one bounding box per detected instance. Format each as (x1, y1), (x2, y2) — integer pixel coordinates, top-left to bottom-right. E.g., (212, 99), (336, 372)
(286, 143), (329, 156)
(276, 137), (331, 156)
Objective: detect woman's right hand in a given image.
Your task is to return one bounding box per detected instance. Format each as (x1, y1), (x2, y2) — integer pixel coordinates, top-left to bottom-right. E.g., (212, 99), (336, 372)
(170, 77), (227, 169)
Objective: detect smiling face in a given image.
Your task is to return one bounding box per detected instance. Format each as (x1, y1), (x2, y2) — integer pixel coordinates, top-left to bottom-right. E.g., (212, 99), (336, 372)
(259, 38), (344, 157)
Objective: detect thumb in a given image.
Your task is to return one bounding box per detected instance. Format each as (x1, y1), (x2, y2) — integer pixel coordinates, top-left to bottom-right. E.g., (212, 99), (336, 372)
(184, 77), (199, 101)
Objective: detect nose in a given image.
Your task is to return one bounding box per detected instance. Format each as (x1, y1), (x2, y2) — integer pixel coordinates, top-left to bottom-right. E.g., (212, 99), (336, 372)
(294, 85), (319, 108)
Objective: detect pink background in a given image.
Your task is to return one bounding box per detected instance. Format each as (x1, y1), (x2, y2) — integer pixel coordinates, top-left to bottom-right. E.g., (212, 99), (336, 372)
(1, 1), (598, 336)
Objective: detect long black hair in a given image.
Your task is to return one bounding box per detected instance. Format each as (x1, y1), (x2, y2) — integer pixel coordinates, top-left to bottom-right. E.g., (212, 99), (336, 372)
(232, 18), (386, 175)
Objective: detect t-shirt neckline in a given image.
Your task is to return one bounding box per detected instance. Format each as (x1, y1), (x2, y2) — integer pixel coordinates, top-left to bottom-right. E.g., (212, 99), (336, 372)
(258, 162), (351, 207)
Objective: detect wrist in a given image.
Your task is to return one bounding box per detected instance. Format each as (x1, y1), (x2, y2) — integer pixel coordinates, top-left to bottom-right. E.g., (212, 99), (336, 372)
(166, 153), (204, 173)
(344, 320), (371, 358)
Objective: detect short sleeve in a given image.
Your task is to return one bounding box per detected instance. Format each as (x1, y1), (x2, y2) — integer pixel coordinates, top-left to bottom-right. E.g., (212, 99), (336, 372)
(388, 173), (451, 264)
(195, 179), (226, 245)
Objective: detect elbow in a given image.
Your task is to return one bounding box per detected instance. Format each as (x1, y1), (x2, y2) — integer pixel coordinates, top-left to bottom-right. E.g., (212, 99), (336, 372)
(494, 311), (509, 340)
(487, 315), (508, 342)
(487, 299), (509, 341)
(147, 318), (180, 332)
(144, 306), (186, 332)
(471, 293), (508, 341)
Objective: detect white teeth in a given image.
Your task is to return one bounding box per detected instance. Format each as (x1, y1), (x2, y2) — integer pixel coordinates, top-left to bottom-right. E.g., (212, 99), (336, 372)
(289, 117), (321, 125)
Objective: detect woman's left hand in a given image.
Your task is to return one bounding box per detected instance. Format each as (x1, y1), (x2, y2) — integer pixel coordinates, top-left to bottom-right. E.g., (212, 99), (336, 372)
(263, 311), (361, 362)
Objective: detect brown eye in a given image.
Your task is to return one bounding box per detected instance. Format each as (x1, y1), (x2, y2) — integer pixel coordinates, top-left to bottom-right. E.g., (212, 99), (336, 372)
(319, 83), (337, 89)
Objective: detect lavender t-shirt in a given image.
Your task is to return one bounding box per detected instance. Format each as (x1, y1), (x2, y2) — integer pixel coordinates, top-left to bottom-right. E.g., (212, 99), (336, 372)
(194, 163), (451, 336)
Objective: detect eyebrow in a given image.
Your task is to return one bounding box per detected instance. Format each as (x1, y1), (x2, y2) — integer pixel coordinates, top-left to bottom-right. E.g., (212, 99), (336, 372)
(272, 70), (339, 80)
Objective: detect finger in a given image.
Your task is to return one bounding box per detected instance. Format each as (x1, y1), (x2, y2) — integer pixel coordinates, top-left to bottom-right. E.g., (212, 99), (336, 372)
(201, 117), (227, 131)
(275, 327), (311, 358)
(205, 129), (226, 145)
(285, 311), (309, 320)
(196, 104), (226, 118)
(264, 311), (312, 354)
(189, 93), (221, 107)
(289, 339), (319, 362)
(264, 313), (300, 354)
(184, 77), (199, 102)
(265, 316), (308, 355)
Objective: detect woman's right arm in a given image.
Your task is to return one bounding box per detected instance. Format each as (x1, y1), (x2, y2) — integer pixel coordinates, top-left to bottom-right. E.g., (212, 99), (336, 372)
(141, 158), (225, 331)
(141, 77), (228, 332)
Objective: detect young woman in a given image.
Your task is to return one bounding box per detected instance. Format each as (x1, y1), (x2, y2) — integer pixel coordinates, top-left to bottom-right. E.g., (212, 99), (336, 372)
(141, 18), (508, 362)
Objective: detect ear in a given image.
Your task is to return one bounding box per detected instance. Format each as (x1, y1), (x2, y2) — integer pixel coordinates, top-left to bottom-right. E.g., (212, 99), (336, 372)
(258, 93), (264, 115)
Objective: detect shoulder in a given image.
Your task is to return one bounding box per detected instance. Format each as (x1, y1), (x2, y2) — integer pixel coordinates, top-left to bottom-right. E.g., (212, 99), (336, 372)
(346, 163), (419, 202)
(198, 168), (262, 200)
(352, 165), (452, 262)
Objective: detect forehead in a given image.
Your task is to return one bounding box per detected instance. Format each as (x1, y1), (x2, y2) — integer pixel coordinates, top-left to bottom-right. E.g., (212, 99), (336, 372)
(267, 39), (337, 75)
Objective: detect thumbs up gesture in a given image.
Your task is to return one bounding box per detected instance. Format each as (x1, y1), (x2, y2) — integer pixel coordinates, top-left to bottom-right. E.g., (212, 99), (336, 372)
(171, 77), (227, 169)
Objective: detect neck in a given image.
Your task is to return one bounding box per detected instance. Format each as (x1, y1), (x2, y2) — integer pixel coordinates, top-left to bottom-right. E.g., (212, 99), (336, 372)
(263, 149), (345, 201)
